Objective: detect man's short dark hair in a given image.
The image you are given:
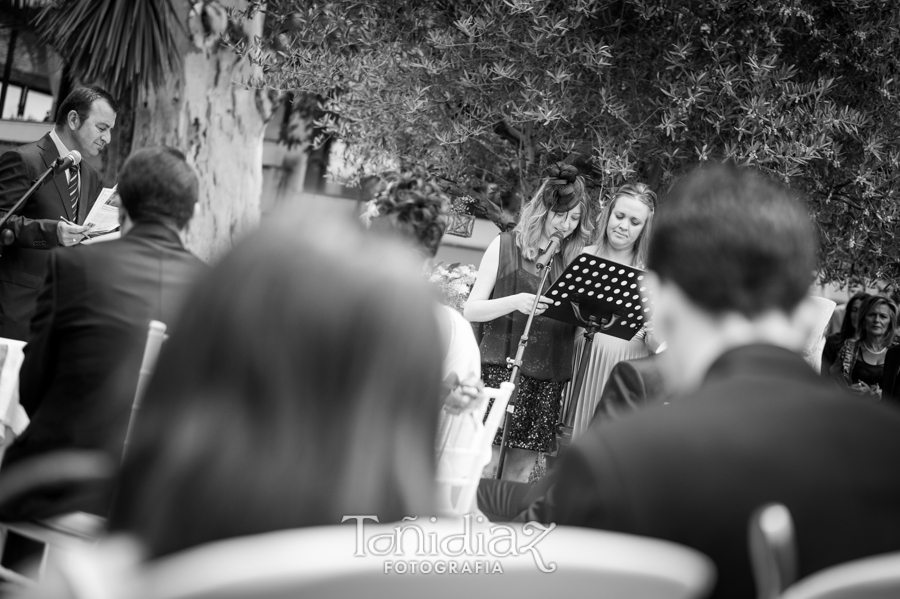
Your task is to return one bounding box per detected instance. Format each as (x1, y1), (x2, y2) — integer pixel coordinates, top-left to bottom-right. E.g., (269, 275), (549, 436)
(118, 147), (198, 230)
(648, 164), (818, 317)
(55, 85), (119, 128)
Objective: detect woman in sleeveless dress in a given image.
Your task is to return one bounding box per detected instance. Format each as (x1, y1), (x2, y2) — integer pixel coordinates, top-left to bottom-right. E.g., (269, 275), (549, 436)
(464, 167), (596, 481)
(568, 183), (661, 439)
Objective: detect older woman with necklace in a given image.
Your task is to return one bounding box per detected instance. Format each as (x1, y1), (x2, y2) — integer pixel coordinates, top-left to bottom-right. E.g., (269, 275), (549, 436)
(831, 295), (898, 398)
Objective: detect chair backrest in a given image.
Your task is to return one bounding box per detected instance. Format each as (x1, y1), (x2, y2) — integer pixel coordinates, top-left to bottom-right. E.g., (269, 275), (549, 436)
(748, 504), (900, 599)
(123, 320), (166, 452)
(749, 503), (798, 599)
(434, 382), (514, 517)
(0, 337), (29, 442)
(41, 522), (716, 599)
(778, 551), (900, 599)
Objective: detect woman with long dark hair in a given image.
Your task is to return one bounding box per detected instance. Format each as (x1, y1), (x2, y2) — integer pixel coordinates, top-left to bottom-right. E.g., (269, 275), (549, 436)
(109, 215), (444, 559)
(822, 292), (869, 375)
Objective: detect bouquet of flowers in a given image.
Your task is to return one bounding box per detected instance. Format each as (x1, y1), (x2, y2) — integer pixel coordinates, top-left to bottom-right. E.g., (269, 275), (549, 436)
(428, 262), (478, 313)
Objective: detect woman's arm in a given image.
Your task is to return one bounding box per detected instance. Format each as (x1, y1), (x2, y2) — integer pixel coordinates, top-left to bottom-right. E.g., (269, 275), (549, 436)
(643, 322), (662, 354)
(463, 236), (550, 323)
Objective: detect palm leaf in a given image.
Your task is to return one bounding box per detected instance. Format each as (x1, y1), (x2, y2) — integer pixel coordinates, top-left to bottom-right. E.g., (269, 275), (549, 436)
(33, 0), (183, 103)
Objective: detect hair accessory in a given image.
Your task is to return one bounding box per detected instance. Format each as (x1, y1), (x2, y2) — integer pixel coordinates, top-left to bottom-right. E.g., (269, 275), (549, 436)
(541, 162), (581, 212)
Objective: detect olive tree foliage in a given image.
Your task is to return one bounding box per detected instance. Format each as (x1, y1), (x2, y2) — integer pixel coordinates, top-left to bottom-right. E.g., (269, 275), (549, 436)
(235, 0), (900, 286)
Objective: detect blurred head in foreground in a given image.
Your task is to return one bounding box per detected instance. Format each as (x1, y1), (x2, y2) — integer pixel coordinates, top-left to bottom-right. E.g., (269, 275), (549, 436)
(648, 163), (819, 391)
(109, 215), (443, 559)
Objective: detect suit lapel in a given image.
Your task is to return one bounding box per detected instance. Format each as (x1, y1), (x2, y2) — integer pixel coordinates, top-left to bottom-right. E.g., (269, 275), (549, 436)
(38, 135), (75, 222)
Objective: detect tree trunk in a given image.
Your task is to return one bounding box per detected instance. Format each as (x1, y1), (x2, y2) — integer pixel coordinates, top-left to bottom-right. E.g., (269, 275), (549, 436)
(131, 1), (271, 262)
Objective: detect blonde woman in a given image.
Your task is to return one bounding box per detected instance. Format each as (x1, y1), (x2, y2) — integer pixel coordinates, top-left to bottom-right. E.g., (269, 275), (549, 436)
(465, 167), (596, 481)
(569, 183), (661, 439)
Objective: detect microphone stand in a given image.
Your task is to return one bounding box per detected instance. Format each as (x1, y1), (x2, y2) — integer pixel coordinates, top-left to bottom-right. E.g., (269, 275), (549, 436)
(0, 162), (67, 256)
(495, 260), (555, 480)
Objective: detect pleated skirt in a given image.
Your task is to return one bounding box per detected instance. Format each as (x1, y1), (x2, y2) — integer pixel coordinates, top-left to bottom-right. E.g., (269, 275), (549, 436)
(567, 332), (650, 439)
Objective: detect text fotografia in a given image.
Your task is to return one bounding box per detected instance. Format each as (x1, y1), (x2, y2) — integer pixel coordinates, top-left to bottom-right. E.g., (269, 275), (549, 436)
(341, 514), (557, 574)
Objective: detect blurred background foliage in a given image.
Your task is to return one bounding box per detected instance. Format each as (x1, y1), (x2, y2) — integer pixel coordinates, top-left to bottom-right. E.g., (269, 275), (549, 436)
(234, 0), (900, 287)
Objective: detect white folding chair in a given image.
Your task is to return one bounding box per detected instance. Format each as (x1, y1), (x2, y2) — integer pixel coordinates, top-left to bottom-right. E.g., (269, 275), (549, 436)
(124, 320), (167, 450)
(750, 502), (900, 599)
(33, 521), (716, 599)
(749, 503), (797, 599)
(435, 382), (514, 517)
(779, 551), (900, 599)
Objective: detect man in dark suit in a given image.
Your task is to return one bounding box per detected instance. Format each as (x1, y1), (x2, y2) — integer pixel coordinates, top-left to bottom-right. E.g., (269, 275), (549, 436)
(591, 352), (668, 424)
(477, 353), (671, 521)
(0, 147), (205, 518)
(520, 165), (900, 599)
(0, 86), (119, 340)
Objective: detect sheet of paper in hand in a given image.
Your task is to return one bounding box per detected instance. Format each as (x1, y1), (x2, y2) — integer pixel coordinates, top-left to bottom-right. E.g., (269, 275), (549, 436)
(541, 253), (655, 341)
(82, 185), (122, 236)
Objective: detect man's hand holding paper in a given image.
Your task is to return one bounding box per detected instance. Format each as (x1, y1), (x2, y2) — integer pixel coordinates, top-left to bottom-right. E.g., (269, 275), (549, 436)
(57, 220), (90, 246)
(80, 186), (122, 238)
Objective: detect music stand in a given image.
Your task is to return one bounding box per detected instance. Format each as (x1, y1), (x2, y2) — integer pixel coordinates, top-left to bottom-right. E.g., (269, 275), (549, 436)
(540, 253), (655, 433)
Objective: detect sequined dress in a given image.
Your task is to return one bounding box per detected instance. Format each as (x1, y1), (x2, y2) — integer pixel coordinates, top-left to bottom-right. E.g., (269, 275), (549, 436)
(479, 233), (577, 453)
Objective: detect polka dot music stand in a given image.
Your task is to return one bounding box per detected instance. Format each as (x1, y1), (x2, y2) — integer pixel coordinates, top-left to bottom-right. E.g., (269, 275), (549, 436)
(541, 253), (656, 433)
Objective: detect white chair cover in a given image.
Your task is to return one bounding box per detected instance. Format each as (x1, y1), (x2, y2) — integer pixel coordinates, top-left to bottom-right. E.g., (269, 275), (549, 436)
(435, 382), (514, 517)
(27, 522), (715, 599)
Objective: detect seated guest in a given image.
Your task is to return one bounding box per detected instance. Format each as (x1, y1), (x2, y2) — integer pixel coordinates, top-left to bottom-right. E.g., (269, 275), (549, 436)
(821, 292), (868, 374)
(591, 352), (669, 425)
(365, 170), (480, 390)
(830, 294), (898, 398)
(515, 164), (900, 599)
(0, 147), (205, 519)
(108, 215), (443, 559)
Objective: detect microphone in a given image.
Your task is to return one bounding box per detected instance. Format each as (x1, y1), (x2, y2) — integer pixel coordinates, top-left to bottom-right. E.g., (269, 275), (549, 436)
(536, 232), (563, 270)
(51, 150), (82, 174)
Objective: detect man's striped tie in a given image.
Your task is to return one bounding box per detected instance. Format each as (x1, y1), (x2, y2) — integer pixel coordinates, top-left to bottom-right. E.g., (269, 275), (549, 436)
(68, 165), (79, 221)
